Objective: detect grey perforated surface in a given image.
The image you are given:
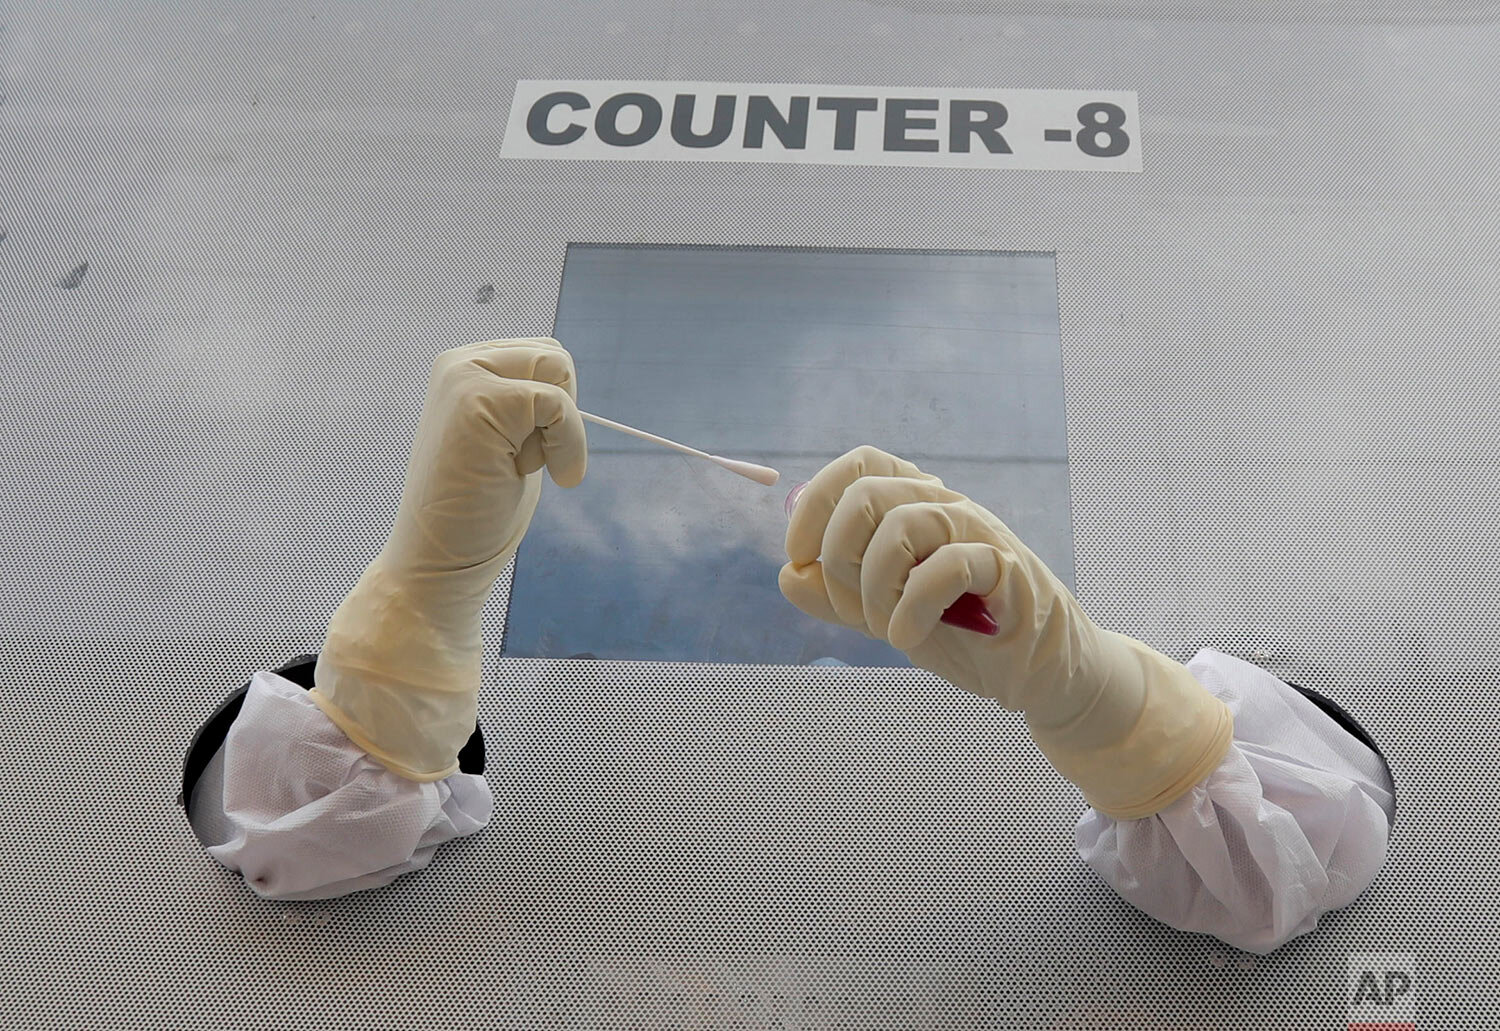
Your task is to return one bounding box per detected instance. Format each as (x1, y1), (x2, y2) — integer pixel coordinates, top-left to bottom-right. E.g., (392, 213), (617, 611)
(1, 1), (1495, 1027)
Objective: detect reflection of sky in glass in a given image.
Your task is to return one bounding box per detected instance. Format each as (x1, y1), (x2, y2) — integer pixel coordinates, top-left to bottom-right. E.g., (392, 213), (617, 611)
(505, 245), (1071, 665)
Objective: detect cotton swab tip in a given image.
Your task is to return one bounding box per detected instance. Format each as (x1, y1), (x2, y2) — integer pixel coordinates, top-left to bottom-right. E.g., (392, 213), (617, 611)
(711, 456), (781, 486)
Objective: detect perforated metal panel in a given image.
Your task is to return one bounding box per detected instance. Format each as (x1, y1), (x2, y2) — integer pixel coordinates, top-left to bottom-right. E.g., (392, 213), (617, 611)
(1, 2), (1495, 1027)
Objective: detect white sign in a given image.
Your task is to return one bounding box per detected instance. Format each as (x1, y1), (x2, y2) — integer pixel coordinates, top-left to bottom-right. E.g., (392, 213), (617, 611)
(502, 81), (1141, 172)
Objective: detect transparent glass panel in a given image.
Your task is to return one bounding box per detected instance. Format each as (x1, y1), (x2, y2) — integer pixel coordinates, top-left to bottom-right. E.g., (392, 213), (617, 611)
(505, 244), (1072, 664)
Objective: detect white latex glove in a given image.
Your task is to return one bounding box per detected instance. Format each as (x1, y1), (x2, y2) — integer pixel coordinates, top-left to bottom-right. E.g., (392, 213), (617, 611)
(310, 339), (587, 781)
(778, 446), (1233, 820)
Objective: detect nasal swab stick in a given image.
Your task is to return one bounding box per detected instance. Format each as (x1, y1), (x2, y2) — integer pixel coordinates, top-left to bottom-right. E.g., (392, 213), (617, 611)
(580, 411), (781, 486)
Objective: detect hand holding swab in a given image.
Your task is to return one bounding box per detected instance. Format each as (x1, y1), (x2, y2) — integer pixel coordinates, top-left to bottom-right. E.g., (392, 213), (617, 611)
(580, 411), (781, 486)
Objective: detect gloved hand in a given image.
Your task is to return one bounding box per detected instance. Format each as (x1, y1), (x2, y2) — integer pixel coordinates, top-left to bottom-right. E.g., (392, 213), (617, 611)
(778, 446), (1232, 819)
(310, 339), (587, 781)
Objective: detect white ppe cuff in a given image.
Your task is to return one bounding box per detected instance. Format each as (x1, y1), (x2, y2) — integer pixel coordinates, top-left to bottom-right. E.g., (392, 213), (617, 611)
(1075, 648), (1395, 954)
(191, 670), (493, 900)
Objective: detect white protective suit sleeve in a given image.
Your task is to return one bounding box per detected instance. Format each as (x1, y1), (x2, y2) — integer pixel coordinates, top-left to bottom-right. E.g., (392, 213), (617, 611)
(198, 670), (493, 900)
(201, 647), (1394, 931)
(1075, 647), (1395, 955)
